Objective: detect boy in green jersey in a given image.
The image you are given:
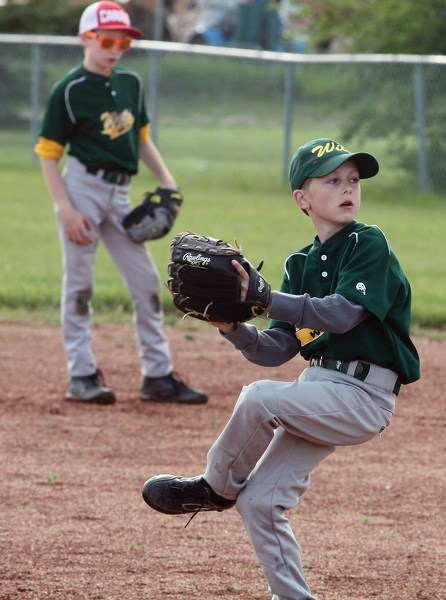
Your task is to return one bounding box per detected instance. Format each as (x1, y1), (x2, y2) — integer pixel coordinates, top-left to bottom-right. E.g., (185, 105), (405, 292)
(141, 138), (420, 599)
(35, 2), (207, 406)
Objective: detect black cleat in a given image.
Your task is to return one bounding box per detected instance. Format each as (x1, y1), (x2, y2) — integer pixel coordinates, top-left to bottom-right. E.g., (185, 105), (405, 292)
(141, 474), (236, 515)
(140, 373), (207, 404)
(65, 369), (116, 405)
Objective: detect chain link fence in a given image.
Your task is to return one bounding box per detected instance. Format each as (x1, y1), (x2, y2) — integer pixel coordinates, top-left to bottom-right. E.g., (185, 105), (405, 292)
(1, 34), (445, 193)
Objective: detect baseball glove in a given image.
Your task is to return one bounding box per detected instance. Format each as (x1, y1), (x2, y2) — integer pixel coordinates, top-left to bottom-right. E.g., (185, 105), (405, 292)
(167, 232), (271, 323)
(122, 187), (183, 243)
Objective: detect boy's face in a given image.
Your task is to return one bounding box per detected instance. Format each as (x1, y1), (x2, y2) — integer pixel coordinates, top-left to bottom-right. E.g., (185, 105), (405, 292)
(294, 160), (361, 233)
(81, 29), (133, 75)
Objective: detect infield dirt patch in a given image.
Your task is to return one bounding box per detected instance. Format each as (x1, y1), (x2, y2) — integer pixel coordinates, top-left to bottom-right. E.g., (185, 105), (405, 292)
(1, 323), (444, 599)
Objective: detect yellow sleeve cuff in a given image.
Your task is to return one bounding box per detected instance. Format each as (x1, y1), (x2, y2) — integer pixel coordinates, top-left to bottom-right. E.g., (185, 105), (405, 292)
(34, 137), (65, 160)
(140, 124), (150, 145)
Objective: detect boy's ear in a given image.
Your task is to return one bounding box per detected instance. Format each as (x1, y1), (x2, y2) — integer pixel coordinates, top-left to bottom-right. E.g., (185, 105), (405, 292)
(293, 189), (310, 214)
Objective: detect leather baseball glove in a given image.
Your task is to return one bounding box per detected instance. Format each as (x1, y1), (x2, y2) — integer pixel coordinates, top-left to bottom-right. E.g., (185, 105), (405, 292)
(167, 232), (271, 323)
(122, 187), (183, 243)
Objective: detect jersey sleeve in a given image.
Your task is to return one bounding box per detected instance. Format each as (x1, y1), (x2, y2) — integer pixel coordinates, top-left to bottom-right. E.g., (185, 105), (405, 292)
(34, 136), (65, 160)
(139, 123), (150, 144)
(335, 226), (404, 322)
(38, 80), (77, 146)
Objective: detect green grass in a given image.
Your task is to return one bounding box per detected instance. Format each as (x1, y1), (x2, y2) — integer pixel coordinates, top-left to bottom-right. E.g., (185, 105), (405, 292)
(1, 125), (445, 336)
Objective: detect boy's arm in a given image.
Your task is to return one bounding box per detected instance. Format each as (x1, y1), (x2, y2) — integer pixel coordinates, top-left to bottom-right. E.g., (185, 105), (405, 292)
(215, 292), (367, 367)
(218, 322), (300, 367)
(269, 291), (368, 333)
(40, 158), (92, 245)
(139, 139), (177, 189)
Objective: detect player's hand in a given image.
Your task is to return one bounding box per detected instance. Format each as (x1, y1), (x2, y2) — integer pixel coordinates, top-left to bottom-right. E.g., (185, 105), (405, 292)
(231, 259), (249, 301)
(210, 260), (250, 332)
(158, 187), (182, 216)
(59, 206), (92, 245)
(210, 321), (236, 333)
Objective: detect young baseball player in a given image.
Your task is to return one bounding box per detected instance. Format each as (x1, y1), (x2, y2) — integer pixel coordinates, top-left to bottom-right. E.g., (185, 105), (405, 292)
(35, 1), (207, 406)
(141, 138), (421, 599)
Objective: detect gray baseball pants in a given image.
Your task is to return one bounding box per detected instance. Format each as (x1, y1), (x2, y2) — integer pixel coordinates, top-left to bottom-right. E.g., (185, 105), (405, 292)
(204, 363), (398, 599)
(58, 156), (173, 378)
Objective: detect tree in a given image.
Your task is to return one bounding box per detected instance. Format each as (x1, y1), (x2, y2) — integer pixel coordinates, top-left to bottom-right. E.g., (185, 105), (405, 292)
(0, 0), (86, 35)
(297, 0), (446, 55)
(294, 0), (446, 192)
(0, 0), (157, 38)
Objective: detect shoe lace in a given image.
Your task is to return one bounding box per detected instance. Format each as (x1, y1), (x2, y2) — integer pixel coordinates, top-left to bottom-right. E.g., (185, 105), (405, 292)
(170, 370), (186, 384)
(184, 506), (203, 528)
(169, 370), (194, 394)
(182, 479), (213, 528)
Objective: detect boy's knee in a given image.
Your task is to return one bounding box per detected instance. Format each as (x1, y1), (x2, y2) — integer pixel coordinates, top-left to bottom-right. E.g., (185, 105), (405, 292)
(237, 380), (275, 413)
(237, 474), (311, 522)
(74, 288), (92, 315)
(236, 483), (273, 521)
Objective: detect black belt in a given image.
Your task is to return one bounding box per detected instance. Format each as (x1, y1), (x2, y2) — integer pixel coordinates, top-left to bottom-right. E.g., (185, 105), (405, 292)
(86, 166), (131, 186)
(309, 357), (401, 395)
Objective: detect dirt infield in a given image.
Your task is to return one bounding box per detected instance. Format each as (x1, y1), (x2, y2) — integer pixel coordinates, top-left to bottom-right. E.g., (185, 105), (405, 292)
(1, 322), (445, 600)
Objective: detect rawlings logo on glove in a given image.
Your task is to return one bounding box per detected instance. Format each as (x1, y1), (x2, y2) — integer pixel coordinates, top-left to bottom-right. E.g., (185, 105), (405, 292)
(167, 232), (271, 323)
(182, 252), (212, 267)
(122, 187), (183, 243)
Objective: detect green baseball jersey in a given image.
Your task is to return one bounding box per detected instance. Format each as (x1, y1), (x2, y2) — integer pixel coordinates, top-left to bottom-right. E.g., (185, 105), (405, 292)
(269, 221), (420, 384)
(39, 65), (149, 174)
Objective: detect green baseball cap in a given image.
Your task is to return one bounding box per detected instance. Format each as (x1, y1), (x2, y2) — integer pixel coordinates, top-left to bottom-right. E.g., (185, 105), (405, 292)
(289, 138), (379, 190)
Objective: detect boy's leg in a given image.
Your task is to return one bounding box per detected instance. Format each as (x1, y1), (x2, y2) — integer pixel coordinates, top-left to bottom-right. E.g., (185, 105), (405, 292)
(142, 367), (394, 595)
(91, 182), (206, 403)
(204, 368), (393, 499)
(100, 186), (173, 377)
(57, 226), (98, 376)
(57, 169), (105, 378)
(236, 429), (333, 600)
(202, 370), (393, 599)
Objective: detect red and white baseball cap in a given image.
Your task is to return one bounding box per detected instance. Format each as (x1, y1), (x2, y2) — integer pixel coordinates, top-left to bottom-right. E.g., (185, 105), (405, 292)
(79, 1), (143, 38)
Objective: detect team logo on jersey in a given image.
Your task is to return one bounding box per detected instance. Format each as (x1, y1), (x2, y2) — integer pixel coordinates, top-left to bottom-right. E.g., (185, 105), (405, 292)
(356, 282), (367, 295)
(100, 110), (135, 140)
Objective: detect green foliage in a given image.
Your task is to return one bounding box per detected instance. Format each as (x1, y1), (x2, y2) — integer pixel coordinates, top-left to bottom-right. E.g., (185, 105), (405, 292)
(0, 0), (87, 35)
(289, 1), (446, 193)
(0, 3), (86, 129)
(45, 471), (59, 485)
(298, 0), (446, 55)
